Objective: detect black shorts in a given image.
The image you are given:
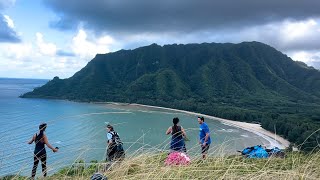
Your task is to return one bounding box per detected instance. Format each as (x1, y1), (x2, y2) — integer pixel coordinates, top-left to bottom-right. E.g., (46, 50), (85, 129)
(201, 144), (210, 154)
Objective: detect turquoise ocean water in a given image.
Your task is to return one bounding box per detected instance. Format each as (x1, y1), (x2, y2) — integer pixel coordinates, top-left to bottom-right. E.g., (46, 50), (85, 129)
(0, 78), (268, 176)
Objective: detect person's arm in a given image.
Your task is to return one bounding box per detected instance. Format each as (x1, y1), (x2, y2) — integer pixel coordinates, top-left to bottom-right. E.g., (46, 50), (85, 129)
(28, 134), (35, 144)
(199, 129), (202, 144)
(108, 139), (113, 145)
(181, 126), (187, 138)
(203, 132), (210, 146)
(107, 133), (113, 145)
(202, 125), (210, 146)
(43, 135), (58, 152)
(166, 127), (172, 135)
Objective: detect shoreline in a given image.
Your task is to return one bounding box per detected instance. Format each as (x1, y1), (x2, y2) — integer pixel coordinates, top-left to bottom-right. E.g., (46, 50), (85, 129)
(102, 102), (290, 149)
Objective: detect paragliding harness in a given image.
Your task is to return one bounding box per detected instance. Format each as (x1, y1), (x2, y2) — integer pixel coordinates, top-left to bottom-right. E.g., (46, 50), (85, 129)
(265, 147), (285, 158)
(239, 145), (285, 158)
(239, 145), (268, 158)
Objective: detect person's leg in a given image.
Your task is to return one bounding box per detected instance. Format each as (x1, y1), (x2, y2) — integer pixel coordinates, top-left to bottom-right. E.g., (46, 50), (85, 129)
(31, 155), (39, 178)
(107, 147), (116, 162)
(115, 149), (125, 162)
(40, 154), (47, 177)
(120, 150), (125, 160)
(183, 144), (187, 153)
(180, 139), (186, 153)
(110, 149), (117, 161)
(201, 145), (210, 159)
(105, 147), (116, 171)
(170, 139), (176, 152)
(105, 149), (109, 161)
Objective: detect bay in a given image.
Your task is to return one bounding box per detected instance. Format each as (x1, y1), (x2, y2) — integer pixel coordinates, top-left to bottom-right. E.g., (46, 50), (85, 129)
(0, 78), (268, 176)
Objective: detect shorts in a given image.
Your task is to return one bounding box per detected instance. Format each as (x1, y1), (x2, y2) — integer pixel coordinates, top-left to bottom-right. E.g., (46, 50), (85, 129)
(201, 144), (210, 154)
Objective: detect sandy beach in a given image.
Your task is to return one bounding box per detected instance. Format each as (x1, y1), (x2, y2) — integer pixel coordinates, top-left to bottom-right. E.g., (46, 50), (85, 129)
(104, 102), (290, 149)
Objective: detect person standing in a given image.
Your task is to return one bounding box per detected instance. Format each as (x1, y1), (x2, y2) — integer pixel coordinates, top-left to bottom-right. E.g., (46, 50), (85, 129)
(198, 117), (211, 159)
(166, 117), (187, 152)
(28, 123), (58, 178)
(106, 124), (125, 162)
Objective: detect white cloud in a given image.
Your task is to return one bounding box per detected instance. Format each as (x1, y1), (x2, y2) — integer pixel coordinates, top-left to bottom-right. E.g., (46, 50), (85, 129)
(288, 51), (320, 63)
(280, 19), (317, 42)
(289, 51), (313, 62)
(196, 18), (320, 53)
(2, 16), (320, 78)
(0, 29), (120, 79)
(234, 18), (320, 68)
(2, 43), (33, 59)
(0, 14), (20, 42)
(71, 29), (115, 59)
(98, 35), (114, 45)
(0, 32), (68, 78)
(275, 19), (320, 51)
(286, 50), (320, 69)
(169, 18), (320, 67)
(108, 18), (320, 54)
(36, 32), (57, 56)
(3, 15), (14, 28)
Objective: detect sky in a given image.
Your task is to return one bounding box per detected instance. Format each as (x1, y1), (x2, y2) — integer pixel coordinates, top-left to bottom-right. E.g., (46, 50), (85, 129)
(0, 0), (320, 79)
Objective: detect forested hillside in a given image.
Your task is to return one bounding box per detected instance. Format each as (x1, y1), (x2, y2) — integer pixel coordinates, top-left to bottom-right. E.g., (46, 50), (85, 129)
(21, 42), (320, 150)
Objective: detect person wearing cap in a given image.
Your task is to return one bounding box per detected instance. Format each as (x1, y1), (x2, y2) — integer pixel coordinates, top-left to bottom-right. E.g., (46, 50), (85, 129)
(28, 123), (58, 178)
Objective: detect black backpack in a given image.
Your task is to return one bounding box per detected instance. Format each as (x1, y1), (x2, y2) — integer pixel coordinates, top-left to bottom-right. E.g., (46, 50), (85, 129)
(109, 131), (124, 151)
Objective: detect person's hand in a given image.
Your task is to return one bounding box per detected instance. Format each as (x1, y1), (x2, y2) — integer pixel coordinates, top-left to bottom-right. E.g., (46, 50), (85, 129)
(53, 148), (58, 153)
(202, 142), (206, 147)
(199, 141), (201, 145)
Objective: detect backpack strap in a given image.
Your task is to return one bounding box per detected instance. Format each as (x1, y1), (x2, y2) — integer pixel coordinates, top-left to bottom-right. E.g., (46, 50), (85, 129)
(109, 131), (119, 142)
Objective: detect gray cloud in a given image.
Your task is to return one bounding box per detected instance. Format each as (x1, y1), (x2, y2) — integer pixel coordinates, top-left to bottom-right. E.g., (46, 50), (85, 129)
(109, 19), (320, 53)
(56, 50), (76, 57)
(43, 0), (320, 64)
(311, 55), (320, 61)
(0, 1), (20, 43)
(0, 14), (20, 43)
(205, 20), (320, 52)
(49, 16), (78, 31)
(44, 0), (320, 35)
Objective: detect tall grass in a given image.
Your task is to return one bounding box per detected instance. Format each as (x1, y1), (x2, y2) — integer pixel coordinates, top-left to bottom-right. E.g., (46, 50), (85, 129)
(96, 151), (320, 180)
(4, 148), (319, 180)
(2, 120), (319, 180)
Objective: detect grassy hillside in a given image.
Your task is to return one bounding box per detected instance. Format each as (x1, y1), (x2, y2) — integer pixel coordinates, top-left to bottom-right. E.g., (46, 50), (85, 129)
(21, 42), (320, 150)
(4, 151), (320, 179)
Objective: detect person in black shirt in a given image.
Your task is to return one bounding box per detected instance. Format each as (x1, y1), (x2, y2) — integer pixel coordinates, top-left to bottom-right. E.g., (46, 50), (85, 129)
(166, 117), (187, 152)
(28, 123), (58, 178)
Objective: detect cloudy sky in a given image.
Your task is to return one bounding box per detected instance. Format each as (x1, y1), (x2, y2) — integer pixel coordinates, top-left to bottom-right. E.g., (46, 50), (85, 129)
(0, 0), (320, 79)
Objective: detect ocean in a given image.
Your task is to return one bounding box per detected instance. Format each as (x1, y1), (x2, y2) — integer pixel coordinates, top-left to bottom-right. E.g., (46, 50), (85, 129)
(0, 78), (269, 177)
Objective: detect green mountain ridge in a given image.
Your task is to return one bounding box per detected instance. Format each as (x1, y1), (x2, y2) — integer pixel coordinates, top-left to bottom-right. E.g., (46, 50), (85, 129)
(21, 41), (320, 150)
